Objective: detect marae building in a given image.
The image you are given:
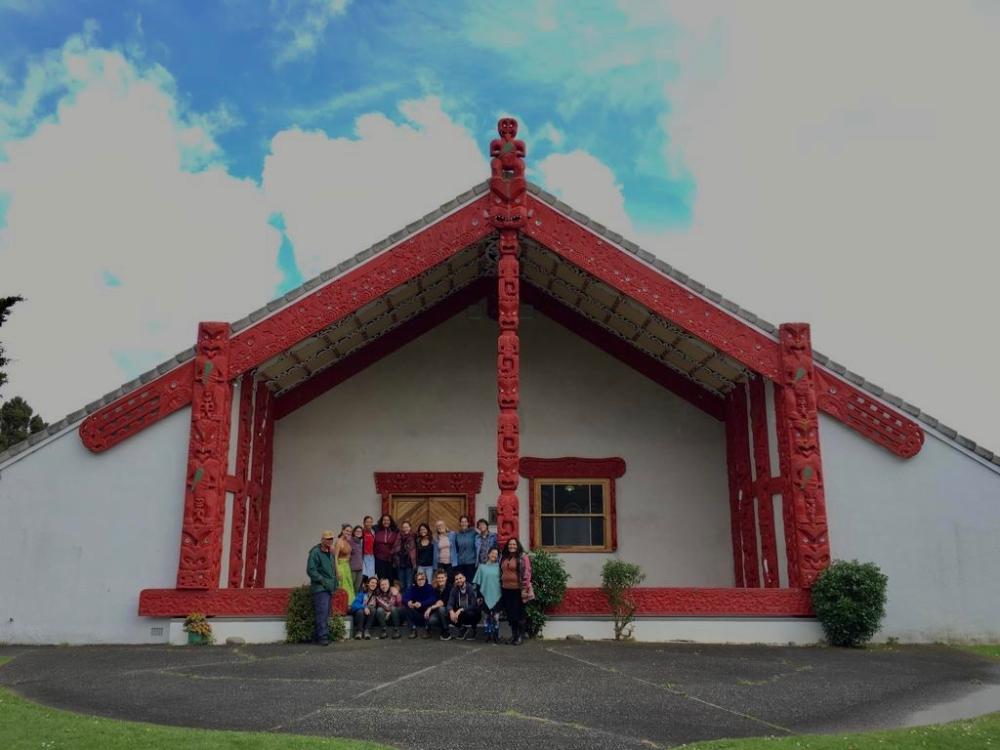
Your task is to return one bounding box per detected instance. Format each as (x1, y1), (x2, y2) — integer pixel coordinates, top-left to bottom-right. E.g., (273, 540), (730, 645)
(1, 119), (998, 645)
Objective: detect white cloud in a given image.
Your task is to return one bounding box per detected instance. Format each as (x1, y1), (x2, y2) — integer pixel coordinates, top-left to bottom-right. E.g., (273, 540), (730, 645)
(0, 31), (281, 420)
(643, 1), (1000, 450)
(263, 96), (487, 278)
(536, 150), (632, 237)
(271, 0), (351, 66)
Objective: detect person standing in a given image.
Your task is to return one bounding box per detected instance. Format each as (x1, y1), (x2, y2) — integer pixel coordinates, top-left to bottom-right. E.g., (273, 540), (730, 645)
(401, 570), (436, 638)
(499, 537), (534, 646)
(349, 525), (365, 593)
(306, 530), (338, 646)
(415, 523), (434, 583)
(334, 524), (355, 603)
(453, 515), (478, 584)
(474, 518), (497, 571)
(396, 521), (417, 592)
(445, 571), (481, 641)
(361, 516), (376, 582)
(432, 520), (456, 583)
(473, 546), (502, 644)
(374, 514), (400, 583)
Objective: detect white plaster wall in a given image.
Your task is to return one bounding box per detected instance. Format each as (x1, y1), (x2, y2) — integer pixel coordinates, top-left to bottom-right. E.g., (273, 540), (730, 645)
(268, 304), (732, 589)
(0, 409), (189, 644)
(822, 415), (1000, 642)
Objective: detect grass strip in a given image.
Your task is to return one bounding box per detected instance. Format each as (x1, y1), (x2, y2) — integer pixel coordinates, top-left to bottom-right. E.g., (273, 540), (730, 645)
(682, 712), (1000, 749)
(0, 685), (392, 750)
(955, 644), (1000, 660)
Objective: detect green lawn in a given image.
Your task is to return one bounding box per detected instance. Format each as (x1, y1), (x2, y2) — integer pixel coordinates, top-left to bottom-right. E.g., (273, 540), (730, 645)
(955, 644), (1000, 660)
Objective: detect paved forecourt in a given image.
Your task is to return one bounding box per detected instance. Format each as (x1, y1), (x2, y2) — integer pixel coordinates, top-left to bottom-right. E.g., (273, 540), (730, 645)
(1, 641), (997, 750)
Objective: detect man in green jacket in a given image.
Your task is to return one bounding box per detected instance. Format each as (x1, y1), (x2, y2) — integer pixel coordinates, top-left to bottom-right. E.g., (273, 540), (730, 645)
(307, 530), (338, 645)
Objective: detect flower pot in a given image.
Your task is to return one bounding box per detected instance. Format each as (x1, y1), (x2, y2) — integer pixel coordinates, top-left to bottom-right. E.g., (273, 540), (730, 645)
(187, 632), (209, 645)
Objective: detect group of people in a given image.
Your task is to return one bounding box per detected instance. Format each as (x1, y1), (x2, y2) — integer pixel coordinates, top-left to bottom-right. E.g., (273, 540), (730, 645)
(306, 514), (534, 646)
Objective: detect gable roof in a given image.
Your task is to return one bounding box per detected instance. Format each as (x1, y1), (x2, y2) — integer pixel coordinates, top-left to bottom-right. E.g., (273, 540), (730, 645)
(1, 180), (996, 473)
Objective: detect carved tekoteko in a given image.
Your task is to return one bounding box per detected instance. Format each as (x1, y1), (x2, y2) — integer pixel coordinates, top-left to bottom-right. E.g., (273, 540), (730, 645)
(489, 118), (529, 544)
(777, 323), (831, 586)
(177, 322), (233, 589)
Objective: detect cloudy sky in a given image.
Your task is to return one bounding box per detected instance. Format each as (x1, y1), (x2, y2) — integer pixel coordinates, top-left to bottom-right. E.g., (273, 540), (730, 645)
(1, 1), (997, 452)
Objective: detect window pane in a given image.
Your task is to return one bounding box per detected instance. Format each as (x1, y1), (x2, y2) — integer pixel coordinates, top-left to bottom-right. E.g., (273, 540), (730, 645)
(541, 484), (554, 514)
(554, 484), (588, 514)
(554, 517), (591, 546)
(590, 517), (605, 547)
(590, 484), (604, 514)
(541, 517), (554, 546)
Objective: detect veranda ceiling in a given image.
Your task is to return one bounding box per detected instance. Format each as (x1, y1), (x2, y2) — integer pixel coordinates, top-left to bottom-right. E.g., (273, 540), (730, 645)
(255, 236), (750, 401)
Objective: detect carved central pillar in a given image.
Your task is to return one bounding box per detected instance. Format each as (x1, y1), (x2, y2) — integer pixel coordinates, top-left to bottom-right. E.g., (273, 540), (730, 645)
(489, 118), (528, 544)
(177, 322), (233, 589)
(777, 323), (831, 587)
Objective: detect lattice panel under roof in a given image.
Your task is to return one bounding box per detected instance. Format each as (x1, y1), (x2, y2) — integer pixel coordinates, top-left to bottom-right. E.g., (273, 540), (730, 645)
(257, 240), (491, 396)
(520, 239), (751, 396)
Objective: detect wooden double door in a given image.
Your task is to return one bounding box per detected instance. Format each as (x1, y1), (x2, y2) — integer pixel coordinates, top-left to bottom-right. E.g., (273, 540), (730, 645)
(390, 495), (466, 532)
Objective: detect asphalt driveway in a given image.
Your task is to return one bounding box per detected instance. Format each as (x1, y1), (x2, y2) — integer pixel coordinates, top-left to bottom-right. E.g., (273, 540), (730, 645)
(1, 640), (997, 749)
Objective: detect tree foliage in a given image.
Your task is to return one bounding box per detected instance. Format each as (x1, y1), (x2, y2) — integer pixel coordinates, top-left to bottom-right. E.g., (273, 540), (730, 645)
(0, 295), (47, 450)
(0, 296), (24, 395)
(811, 559), (888, 647)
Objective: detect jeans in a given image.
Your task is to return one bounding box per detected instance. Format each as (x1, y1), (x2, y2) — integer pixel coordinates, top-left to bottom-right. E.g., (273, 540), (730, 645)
(362, 554), (375, 578)
(448, 609), (481, 630)
(417, 565), (434, 583)
(313, 590), (332, 643)
(398, 567), (414, 592)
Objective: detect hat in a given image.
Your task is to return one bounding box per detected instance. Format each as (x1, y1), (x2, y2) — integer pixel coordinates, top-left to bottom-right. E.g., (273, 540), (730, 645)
(321, 530), (336, 540)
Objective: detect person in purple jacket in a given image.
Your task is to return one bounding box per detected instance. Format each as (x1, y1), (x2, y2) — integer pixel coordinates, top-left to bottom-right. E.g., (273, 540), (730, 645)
(401, 570), (436, 638)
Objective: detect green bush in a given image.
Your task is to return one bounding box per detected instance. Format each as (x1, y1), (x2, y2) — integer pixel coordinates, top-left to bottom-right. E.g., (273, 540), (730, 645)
(285, 585), (346, 644)
(601, 559), (645, 641)
(811, 559), (888, 647)
(525, 549), (570, 637)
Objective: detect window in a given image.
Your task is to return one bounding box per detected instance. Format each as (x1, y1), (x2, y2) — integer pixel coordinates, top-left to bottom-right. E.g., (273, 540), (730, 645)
(535, 480), (612, 551)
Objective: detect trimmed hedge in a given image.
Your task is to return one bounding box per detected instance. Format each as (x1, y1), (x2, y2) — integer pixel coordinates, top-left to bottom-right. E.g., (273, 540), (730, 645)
(285, 585), (347, 643)
(811, 560), (888, 647)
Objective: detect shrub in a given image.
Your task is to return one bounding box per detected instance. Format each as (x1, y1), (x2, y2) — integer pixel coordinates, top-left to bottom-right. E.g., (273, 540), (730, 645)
(525, 549), (570, 637)
(811, 559), (888, 647)
(285, 585), (347, 644)
(601, 559), (645, 641)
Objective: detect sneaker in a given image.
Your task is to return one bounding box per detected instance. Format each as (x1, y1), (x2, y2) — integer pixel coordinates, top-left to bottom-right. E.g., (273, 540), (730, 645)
(317, 639), (330, 647)
(378, 630), (388, 639)
(353, 632), (362, 640)
(456, 627), (467, 639)
(463, 627), (477, 641)
(392, 629), (401, 639)
(363, 631), (372, 640)
(421, 629), (432, 639)
(440, 630), (452, 641)
(408, 629), (418, 639)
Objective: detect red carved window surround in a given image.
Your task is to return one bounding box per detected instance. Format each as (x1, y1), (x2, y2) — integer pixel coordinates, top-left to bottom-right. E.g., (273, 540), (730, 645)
(373, 472), (483, 520)
(520, 457), (626, 551)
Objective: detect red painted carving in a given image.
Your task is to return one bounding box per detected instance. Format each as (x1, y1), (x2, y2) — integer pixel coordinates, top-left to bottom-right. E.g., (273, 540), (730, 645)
(724, 394), (745, 588)
(773, 377), (800, 588)
(490, 118), (529, 546)
(749, 377), (780, 588)
(227, 373), (254, 588)
(548, 587), (813, 617)
(256, 401), (275, 586)
(374, 472), (483, 520)
(777, 323), (831, 587)
(139, 587), (349, 617)
(520, 284), (725, 420)
(273, 278), (490, 420)
(814, 369), (924, 459)
(177, 322), (233, 589)
(243, 383), (274, 589)
(520, 457), (626, 550)
(80, 361), (194, 453)
(726, 386), (760, 588)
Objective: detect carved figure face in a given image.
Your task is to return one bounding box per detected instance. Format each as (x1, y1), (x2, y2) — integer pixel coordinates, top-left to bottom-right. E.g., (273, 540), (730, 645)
(497, 118), (518, 139)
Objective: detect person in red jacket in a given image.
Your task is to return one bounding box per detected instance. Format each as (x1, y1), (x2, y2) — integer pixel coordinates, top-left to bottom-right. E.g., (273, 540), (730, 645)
(373, 513), (400, 583)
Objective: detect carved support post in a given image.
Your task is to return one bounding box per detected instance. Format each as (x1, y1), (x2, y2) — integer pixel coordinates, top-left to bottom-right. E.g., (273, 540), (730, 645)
(749, 376), (780, 588)
(488, 117), (528, 545)
(243, 382), (274, 589)
(227, 372), (254, 588)
(777, 323), (831, 587)
(725, 386), (759, 587)
(177, 322), (233, 589)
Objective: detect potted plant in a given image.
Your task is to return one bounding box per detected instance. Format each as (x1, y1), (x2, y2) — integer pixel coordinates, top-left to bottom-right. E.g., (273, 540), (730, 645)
(183, 612), (213, 645)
